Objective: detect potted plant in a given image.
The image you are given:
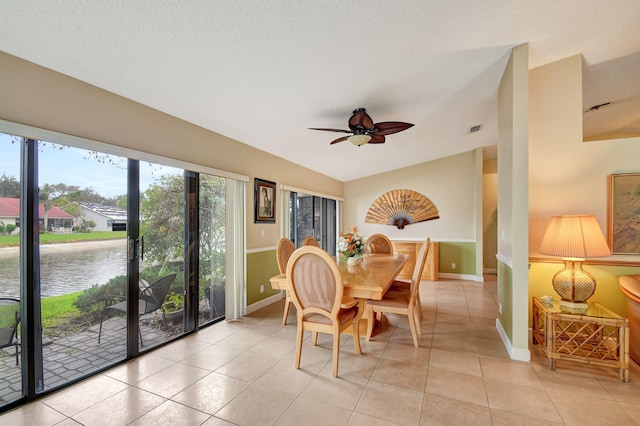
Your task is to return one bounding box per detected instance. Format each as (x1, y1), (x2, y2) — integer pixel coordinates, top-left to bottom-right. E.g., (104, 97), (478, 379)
(163, 292), (184, 322)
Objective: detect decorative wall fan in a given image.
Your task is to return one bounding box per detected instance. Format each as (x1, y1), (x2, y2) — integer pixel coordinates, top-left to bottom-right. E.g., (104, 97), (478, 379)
(365, 189), (439, 229)
(309, 108), (414, 146)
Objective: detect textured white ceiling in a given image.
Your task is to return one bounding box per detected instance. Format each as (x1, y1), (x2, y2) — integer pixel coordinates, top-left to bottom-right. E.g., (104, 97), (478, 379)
(1, 1), (639, 181)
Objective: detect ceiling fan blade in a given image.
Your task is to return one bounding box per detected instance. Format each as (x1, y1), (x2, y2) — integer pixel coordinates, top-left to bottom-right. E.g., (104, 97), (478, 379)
(370, 121), (414, 136)
(368, 134), (386, 144)
(348, 108), (375, 131)
(329, 136), (349, 145)
(309, 127), (352, 133)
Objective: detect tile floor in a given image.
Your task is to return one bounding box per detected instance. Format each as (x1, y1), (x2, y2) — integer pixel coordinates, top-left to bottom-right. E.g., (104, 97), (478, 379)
(2, 275), (639, 425)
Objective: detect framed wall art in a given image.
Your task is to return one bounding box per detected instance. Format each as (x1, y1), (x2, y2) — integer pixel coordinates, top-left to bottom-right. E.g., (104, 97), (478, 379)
(608, 172), (640, 254)
(254, 178), (276, 223)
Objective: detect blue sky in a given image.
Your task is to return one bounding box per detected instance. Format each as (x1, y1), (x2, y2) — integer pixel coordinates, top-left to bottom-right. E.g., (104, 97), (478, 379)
(1, 133), (179, 198)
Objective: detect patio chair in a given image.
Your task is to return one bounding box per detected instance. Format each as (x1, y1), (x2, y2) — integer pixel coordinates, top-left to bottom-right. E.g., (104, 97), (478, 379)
(0, 297), (20, 365)
(98, 274), (176, 346)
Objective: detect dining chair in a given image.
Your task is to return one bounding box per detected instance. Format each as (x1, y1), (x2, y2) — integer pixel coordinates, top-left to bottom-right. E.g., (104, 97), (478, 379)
(365, 237), (430, 347)
(98, 273), (177, 345)
(287, 245), (363, 377)
(302, 236), (320, 247)
(0, 297), (21, 365)
(366, 233), (393, 254)
(276, 237), (296, 325)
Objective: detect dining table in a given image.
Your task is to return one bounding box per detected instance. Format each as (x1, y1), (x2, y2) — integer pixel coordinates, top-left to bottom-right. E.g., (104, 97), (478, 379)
(269, 253), (408, 333)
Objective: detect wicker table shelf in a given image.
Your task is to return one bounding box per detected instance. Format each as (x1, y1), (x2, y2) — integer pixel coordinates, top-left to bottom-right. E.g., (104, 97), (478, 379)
(532, 297), (630, 382)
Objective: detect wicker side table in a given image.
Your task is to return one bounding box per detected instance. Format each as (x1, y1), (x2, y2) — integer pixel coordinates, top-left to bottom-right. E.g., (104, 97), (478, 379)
(532, 297), (630, 382)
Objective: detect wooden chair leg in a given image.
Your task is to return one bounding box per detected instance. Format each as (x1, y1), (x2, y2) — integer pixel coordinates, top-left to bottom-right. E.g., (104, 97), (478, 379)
(295, 321), (304, 370)
(282, 291), (291, 325)
(408, 309), (419, 348)
(312, 331), (318, 346)
(332, 331), (340, 378)
(416, 292), (424, 320)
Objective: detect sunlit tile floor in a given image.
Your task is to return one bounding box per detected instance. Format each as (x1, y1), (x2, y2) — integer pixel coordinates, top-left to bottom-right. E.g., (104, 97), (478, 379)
(2, 275), (640, 425)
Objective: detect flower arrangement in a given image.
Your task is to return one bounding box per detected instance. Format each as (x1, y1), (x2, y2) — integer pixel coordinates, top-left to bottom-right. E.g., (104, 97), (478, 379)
(337, 226), (368, 261)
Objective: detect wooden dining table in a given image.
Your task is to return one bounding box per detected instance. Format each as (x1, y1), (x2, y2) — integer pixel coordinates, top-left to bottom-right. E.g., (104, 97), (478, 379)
(269, 252), (408, 325)
(269, 253), (408, 301)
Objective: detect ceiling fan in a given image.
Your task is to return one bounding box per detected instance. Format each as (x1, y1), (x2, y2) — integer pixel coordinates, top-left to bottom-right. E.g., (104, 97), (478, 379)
(309, 108), (414, 146)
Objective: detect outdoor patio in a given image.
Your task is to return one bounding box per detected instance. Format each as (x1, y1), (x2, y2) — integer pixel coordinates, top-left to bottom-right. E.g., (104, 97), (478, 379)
(0, 315), (174, 405)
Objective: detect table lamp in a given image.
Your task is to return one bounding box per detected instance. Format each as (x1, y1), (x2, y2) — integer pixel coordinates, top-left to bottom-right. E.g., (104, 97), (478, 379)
(539, 215), (611, 308)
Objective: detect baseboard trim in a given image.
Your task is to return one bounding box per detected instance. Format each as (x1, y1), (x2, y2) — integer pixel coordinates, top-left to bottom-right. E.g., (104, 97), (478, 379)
(246, 293), (283, 314)
(438, 272), (483, 282)
(496, 318), (531, 362)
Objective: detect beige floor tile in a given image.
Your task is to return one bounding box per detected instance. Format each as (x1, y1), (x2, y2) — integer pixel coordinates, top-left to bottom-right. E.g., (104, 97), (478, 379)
(246, 335), (297, 359)
(180, 344), (241, 371)
(201, 416), (238, 426)
(434, 312), (472, 325)
(54, 419), (83, 426)
(476, 339), (510, 359)
(215, 328), (269, 351)
(316, 350), (379, 380)
(276, 397), (352, 426)
(596, 375), (640, 403)
(371, 357), (429, 391)
(619, 401), (640, 425)
(535, 366), (614, 400)
(479, 357), (543, 387)
(421, 393), (492, 426)
(0, 401), (67, 426)
(546, 386), (636, 425)
(300, 373), (367, 411)
(484, 378), (562, 422)
(355, 380), (424, 425)
(430, 334), (478, 354)
(192, 322), (240, 344)
(382, 341), (431, 364)
(490, 408), (564, 425)
(136, 362), (210, 398)
(254, 357), (317, 395)
(103, 354), (175, 385)
(435, 304), (469, 317)
(128, 400), (210, 426)
(171, 371), (249, 414)
(389, 327), (433, 347)
(72, 387), (165, 425)
(428, 348), (481, 377)
(215, 350), (280, 382)
(215, 382), (297, 425)
(425, 367), (487, 407)
(347, 412), (403, 425)
(41, 374), (129, 416)
(342, 336), (388, 357)
(149, 336), (211, 362)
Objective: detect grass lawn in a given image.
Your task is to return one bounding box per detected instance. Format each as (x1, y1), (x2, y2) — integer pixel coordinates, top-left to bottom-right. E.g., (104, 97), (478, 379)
(0, 231), (126, 247)
(41, 292), (83, 331)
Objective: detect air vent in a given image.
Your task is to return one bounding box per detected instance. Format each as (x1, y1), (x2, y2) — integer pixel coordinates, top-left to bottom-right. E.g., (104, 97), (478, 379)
(469, 124), (482, 133)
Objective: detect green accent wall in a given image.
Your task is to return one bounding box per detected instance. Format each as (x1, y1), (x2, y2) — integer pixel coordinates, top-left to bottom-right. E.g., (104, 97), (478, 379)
(246, 249), (281, 305)
(438, 242), (476, 275)
(498, 260), (513, 342)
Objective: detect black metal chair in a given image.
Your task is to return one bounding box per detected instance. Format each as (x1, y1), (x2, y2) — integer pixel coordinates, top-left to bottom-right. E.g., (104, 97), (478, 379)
(0, 297), (20, 365)
(98, 274), (176, 346)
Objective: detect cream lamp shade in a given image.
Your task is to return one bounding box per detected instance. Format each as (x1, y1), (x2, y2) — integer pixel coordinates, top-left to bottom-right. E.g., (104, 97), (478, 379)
(539, 215), (611, 307)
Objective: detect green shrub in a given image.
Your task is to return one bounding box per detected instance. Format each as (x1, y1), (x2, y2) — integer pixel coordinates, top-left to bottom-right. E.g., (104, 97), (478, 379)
(6, 224), (16, 235)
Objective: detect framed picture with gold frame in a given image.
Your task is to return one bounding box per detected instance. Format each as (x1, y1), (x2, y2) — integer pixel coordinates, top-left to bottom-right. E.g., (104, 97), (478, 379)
(608, 172), (640, 254)
(254, 178), (276, 223)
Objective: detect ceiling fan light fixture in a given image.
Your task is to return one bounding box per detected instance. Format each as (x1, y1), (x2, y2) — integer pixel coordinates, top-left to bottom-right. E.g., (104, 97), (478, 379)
(348, 134), (371, 146)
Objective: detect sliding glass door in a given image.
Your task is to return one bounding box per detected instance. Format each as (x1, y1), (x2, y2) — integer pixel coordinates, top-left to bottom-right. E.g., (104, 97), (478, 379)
(0, 130), (229, 412)
(289, 192), (337, 255)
